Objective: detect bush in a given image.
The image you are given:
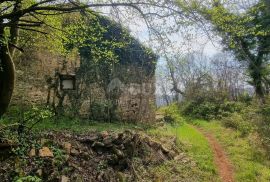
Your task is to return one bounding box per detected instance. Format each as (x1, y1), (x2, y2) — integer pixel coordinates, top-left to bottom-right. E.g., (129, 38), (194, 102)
(181, 99), (244, 120)
(222, 112), (254, 136)
(257, 100), (270, 151)
(160, 103), (184, 125)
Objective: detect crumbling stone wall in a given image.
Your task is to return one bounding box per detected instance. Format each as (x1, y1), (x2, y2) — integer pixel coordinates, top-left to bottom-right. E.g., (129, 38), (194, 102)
(77, 64), (156, 123)
(117, 81), (155, 122)
(12, 53), (156, 123)
(12, 49), (79, 106)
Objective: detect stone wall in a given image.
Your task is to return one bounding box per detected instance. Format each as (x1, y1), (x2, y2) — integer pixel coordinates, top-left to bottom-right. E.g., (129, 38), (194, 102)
(12, 52), (156, 123)
(12, 49), (79, 106)
(77, 64), (156, 123)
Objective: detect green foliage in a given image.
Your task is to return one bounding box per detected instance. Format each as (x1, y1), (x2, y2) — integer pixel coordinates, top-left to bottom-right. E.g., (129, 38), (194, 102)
(218, 98), (270, 151)
(74, 11), (157, 85)
(15, 176), (42, 182)
(222, 112), (254, 136)
(181, 97), (243, 120)
(64, 12), (127, 65)
(238, 92), (253, 103)
(28, 117), (146, 133)
(51, 146), (66, 169)
(2, 105), (54, 132)
(162, 103), (184, 125)
(176, 0), (270, 97)
(257, 99), (270, 151)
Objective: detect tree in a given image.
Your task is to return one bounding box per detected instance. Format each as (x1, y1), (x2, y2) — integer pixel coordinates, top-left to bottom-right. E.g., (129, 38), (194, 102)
(210, 53), (247, 100)
(175, 0), (270, 100)
(165, 52), (212, 101)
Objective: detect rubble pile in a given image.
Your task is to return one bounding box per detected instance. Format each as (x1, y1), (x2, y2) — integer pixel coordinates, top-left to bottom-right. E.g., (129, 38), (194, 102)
(0, 130), (179, 182)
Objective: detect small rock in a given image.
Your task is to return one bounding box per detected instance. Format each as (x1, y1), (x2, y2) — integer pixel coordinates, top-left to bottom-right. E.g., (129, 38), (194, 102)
(174, 154), (184, 161)
(82, 135), (99, 143)
(29, 148), (36, 157)
(63, 142), (72, 154)
(103, 137), (113, 146)
(112, 147), (124, 158)
(70, 163), (83, 171)
(82, 152), (90, 160)
(92, 141), (105, 148)
(36, 169), (42, 176)
(100, 131), (109, 138)
(161, 146), (170, 154)
(71, 148), (80, 155)
(39, 147), (54, 157)
(61, 175), (69, 182)
(183, 158), (189, 163)
(65, 155), (70, 161)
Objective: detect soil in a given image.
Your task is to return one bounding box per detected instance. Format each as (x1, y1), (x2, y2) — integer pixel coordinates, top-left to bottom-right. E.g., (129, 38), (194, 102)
(197, 128), (234, 182)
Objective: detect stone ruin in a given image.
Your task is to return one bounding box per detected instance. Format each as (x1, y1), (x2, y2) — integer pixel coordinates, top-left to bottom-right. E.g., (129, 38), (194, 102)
(12, 16), (157, 123)
(77, 64), (156, 123)
(13, 48), (157, 124)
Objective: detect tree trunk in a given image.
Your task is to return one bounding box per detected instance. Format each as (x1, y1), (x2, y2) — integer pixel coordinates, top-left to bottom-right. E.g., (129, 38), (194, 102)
(0, 42), (15, 118)
(249, 59), (265, 102)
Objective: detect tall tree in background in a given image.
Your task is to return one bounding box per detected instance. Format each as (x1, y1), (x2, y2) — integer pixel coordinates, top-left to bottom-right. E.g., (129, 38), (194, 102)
(176, 0), (270, 100)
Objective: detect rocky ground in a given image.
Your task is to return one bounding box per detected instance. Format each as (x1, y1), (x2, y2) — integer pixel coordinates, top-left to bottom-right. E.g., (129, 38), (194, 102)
(0, 129), (195, 182)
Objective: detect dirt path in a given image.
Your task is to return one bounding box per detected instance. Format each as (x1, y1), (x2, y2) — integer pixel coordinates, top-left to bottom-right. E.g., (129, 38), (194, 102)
(197, 128), (234, 182)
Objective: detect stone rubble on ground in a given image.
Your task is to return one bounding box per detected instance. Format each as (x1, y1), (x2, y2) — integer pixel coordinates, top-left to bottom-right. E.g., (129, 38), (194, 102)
(39, 147), (54, 157)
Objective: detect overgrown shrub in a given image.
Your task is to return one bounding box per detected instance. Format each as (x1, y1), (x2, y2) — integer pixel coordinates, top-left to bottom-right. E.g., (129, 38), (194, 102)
(257, 99), (270, 151)
(0, 106), (53, 142)
(162, 103), (184, 125)
(221, 100), (270, 140)
(222, 112), (254, 136)
(181, 99), (243, 120)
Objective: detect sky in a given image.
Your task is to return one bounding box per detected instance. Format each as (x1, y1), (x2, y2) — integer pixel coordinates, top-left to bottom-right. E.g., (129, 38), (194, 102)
(120, 14), (223, 58)
(93, 5), (223, 58)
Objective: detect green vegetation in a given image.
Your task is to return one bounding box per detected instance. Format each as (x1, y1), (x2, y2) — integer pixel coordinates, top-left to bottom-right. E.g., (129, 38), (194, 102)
(0, 106), (146, 134)
(192, 120), (270, 182)
(160, 103), (185, 124)
(146, 123), (219, 182)
(181, 98), (243, 120)
(177, 123), (217, 178)
(156, 103), (270, 182)
(150, 104), (219, 181)
(1, 0), (270, 181)
(15, 176), (42, 182)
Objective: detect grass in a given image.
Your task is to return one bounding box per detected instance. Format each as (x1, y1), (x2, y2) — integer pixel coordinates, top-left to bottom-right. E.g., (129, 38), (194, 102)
(191, 119), (270, 182)
(146, 123), (218, 182)
(150, 104), (219, 181)
(32, 117), (145, 133)
(176, 123), (219, 181)
(0, 113), (148, 134)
